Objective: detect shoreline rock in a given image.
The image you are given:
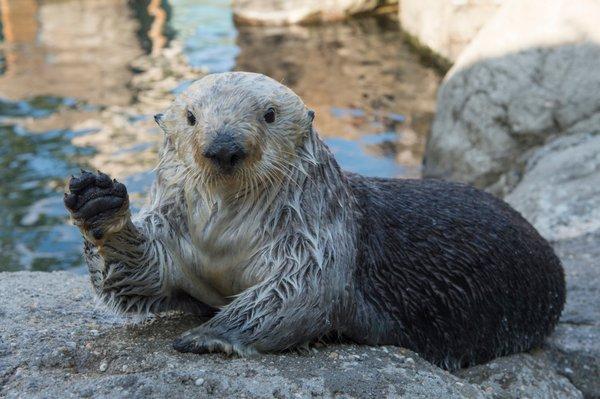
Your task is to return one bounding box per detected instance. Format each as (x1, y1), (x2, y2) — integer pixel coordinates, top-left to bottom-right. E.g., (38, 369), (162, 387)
(0, 271), (585, 398)
(423, 0), (600, 247)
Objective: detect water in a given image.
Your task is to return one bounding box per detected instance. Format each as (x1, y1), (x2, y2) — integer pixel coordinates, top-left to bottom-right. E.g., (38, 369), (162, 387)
(0, 0), (440, 272)
(171, 0), (239, 72)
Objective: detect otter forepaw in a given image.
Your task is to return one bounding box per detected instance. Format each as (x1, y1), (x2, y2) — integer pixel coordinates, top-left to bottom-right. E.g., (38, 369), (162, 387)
(64, 170), (130, 243)
(172, 327), (256, 356)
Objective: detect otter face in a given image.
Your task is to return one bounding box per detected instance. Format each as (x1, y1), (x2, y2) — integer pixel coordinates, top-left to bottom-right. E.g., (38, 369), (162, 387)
(155, 72), (314, 192)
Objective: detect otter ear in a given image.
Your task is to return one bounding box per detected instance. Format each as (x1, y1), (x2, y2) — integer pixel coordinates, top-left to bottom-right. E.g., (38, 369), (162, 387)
(300, 109), (316, 144)
(154, 113), (168, 134)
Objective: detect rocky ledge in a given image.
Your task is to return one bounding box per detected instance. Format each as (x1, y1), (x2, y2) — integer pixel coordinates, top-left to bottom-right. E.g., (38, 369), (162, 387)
(0, 266), (592, 398)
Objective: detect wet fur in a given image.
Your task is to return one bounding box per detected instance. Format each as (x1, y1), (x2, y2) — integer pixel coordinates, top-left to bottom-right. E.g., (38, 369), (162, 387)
(65, 72), (565, 369)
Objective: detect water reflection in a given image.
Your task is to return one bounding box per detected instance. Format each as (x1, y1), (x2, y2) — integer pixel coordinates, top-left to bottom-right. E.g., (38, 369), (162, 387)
(170, 0), (238, 72)
(235, 17), (439, 177)
(0, 0), (440, 272)
(0, 0), (143, 105)
(0, 0), (164, 272)
(0, 111), (95, 271)
(129, 0), (174, 55)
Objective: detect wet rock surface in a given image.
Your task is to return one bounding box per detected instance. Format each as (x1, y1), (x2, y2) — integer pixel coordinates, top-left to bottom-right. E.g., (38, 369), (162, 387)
(456, 353), (582, 399)
(547, 232), (600, 399)
(0, 271), (585, 398)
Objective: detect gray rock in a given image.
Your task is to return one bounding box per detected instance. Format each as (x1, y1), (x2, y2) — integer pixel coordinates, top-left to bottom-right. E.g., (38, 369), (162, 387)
(423, 0), (600, 199)
(0, 271), (584, 398)
(505, 132), (600, 242)
(549, 232), (600, 399)
(553, 232), (600, 329)
(548, 326), (600, 399)
(456, 353), (582, 399)
(424, 42), (600, 196)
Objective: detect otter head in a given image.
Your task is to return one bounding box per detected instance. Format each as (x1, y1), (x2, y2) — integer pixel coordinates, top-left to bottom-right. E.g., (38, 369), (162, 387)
(155, 72), (315, 193)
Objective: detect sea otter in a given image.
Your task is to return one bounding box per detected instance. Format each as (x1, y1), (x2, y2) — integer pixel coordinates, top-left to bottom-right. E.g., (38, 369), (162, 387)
(64, 72), (565, 369)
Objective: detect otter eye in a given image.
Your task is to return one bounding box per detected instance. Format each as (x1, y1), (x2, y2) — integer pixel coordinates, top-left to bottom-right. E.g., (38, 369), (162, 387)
(186, 110), (196, 126)
(264, 108), (276, 124)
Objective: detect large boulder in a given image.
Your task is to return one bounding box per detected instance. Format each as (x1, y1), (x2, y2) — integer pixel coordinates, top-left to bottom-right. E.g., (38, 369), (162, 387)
(423, 0), (600, 230)
(232, 0), (395, 25)
(0, 271), (584, 398)
(398, 0), (504, 62)
(547, 231), (600, 399)
(504, 132), (600, 242)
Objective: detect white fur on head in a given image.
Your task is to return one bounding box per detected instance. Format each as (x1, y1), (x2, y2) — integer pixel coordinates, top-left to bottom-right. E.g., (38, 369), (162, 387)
(157, 72), (314, 199)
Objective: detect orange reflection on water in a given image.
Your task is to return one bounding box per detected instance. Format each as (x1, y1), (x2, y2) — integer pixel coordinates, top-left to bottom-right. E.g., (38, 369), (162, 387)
(0, 0), (143, 105)
(148, 0), (168, 56)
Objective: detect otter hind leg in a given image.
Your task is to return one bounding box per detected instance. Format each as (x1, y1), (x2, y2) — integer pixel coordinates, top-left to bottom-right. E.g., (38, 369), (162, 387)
(173, 325), (256, 356)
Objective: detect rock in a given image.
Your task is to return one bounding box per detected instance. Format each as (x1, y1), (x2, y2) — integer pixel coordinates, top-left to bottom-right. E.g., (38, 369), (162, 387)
(553, 232), (600, 330)
(505, 132), (600, 241)
(99, 361), (108, 372)
(194, 377), (204, 386)
(398, 0), (504, 62)
(548, 232), (600, 399)
(0, 272), (483, 398)
(0, 271), (583, 398)
(548, 326), (600, 399)
(456, 353), (582, 399)
(423, 0), (600, 196)
(232, 0), (396, 26)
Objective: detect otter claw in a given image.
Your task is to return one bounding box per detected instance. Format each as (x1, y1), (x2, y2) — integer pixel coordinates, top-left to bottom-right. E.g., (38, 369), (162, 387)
(96, 172), (112, 188)
(64, 193), (78, 210)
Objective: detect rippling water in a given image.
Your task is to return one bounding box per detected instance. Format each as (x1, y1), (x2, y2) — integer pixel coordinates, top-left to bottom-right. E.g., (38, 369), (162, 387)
(0, 0), (440, 272)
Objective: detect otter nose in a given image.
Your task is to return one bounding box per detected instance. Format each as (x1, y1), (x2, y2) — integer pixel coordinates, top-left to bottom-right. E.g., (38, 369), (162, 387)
(203, 135), (247, 172)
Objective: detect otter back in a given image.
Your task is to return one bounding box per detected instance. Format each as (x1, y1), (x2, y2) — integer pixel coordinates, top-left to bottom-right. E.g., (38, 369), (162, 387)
(346, 175), (566, 369)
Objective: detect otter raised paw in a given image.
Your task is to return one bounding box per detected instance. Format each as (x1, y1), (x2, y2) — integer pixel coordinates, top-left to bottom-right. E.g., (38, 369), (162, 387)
(65, 170), (216, 316)
(64, 170), (130, 245)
